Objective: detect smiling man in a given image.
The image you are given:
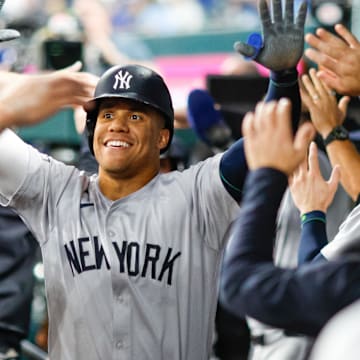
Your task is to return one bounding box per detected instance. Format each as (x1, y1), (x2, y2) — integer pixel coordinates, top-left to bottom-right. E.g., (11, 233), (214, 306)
(0, 0), (309, 356)
(0, 64), (241, 360)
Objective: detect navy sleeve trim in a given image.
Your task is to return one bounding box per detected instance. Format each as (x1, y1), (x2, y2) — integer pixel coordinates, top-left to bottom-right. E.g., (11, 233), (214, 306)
(301, 211), (326, 227)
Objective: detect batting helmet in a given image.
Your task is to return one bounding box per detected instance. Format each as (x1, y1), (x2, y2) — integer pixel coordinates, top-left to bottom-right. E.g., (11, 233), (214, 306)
(84, 64), (174, 155)
(0, 1), (20, 42)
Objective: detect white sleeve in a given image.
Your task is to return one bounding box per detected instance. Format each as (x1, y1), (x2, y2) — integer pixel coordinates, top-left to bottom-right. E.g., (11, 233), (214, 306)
(321, 204), (360, 259)
(0, 128), (40, 202)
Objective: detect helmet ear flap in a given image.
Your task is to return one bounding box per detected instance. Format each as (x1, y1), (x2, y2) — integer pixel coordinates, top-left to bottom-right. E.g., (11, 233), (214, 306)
(85, 110), (98, 155)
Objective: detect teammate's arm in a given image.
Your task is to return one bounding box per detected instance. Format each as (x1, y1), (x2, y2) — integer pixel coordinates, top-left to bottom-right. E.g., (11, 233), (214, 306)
(289, 142), (340, 263)
(300, 68), (360, 202)
(0, 64), (97, 199)
(0, 63), (97, 132)
(219, 0), (307, 202)
(220, 101), (360, 337)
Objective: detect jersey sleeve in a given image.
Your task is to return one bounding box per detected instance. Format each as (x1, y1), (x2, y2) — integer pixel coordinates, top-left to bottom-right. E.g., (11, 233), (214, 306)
(185, 153), (240, 251)
(0, 129), (41, 205)
(321, 204), (360, 260)
(0, 130), (79, 245)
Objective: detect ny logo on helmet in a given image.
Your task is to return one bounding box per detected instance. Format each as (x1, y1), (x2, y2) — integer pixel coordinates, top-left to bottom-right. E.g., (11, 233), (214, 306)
(113, 70), (133, 90)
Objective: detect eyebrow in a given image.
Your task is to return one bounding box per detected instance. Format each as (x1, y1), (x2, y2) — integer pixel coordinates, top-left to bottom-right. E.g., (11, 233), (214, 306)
(99, 100), (151, 114)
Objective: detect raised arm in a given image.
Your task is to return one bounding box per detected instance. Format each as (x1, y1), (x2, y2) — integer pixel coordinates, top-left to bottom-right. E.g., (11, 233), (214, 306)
(0, 63), (97, 199)
(301, 68), (360, 202)
(0, 62), (98, 131)
(219, 0), (308, 202)
(289, 142), (340, 263)
(235, 0), (307, 130)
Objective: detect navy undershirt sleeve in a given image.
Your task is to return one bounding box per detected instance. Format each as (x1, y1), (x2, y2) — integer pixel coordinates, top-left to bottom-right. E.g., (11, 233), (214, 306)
(219, 68), (300, 202)
(298, 211), (328, 264)
(266, 69), (301, 134)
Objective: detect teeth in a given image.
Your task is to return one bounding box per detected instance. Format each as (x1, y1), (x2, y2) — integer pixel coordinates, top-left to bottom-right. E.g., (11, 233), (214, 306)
(106, 140), (130, 148)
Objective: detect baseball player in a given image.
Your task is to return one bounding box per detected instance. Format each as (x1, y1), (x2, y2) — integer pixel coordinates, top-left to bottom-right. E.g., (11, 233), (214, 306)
(0, 0), (307, 358)
(220, 98), (360, 336)
(287, 67), (360, 264)
(1, 64), (240, 360)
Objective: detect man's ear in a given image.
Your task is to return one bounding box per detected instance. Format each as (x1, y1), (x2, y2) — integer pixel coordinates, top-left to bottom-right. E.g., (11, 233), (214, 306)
(158, 128), (170, 151)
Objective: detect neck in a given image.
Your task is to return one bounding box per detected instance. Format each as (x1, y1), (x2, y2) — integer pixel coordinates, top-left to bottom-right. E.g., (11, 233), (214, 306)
(98, 168), (159, 201)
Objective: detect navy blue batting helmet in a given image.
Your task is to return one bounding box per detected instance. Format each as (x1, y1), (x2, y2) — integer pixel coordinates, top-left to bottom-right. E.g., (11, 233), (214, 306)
(84, 64), (174, 155)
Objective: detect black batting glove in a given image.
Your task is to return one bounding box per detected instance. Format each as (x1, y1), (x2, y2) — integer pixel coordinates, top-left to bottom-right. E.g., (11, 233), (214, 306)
(234, 0), (307, 72)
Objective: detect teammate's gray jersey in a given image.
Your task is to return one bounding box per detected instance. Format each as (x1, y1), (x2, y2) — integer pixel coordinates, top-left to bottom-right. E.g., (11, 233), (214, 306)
(0, 135), (238, 360)
(321, 204), (360, 259)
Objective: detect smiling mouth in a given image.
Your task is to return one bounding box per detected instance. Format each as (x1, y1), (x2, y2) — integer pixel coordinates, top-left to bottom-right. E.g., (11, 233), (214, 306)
(105, 140), (130, 148)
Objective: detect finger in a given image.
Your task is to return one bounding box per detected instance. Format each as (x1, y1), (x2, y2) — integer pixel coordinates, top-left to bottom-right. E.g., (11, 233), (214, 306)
(242, 111), (255, 138)
(304, 48), (338, 74)
(334, 24), (360, 48)
(234, 41), (257, 58)
(305, 28), (346, 62)
(293, 122), (316, 163)
(260, 101), (278, 132)
(327, 164), (341, 197)
(313, 27), (348, 58)
(308, 68), (328, 98)
(299, 78), (314, 108)
(285, 0), (294, 24)
(275, 98), (293, 137)
(308, 141), (321, 175)
(338, 96), (351, 116)
(301, 72), (318, 100)
(259, 0), (272, 30)
(295, 0), (307, 29)
(294, 149), (308, 178)
(253, 101), (267, 132)
(300, 89), (313, 111)
(58, 61), (83, 73)
(316, 69), (340, 91)
(273, 0), (283, 23)
(320, 80), (336, 96)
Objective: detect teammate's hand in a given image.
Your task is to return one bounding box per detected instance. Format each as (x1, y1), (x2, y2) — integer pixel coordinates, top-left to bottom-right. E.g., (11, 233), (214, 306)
(0, 62), (98, 129)
(242, 99), (315, 175)
(300, 68), (350, 138)
(234, 0), (307, 71)
(305, 24), (360, 96)
(289, 142), (340, 214)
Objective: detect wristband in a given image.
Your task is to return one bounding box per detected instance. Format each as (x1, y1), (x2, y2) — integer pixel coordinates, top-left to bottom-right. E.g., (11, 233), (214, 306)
(301, 210), (326, 227)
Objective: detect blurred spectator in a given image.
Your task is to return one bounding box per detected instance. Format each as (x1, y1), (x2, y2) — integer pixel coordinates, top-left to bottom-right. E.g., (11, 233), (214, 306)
(134, 0), (206, 35)
(0, 207), (39, 357)
(73, 0), (156, 74)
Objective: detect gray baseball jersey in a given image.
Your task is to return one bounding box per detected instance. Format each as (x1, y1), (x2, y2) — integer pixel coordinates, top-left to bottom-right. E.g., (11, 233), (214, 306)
(0, 130), (238, 360)
(321, 204), (360, 259)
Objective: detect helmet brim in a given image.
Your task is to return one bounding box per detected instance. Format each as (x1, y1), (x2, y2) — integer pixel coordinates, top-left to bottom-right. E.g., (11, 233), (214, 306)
(0, 29), (20, 42)
(84, 93), (172, 123)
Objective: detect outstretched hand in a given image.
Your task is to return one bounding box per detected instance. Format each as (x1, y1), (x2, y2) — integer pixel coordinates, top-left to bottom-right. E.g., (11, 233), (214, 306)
(305, 24), (360, 96)
(0, 61), (98, 130)
(300, 68), (350, 138)
(289, 142), (340, 214)
(235, 0), (307, 71)
(242, 99), (315, 175)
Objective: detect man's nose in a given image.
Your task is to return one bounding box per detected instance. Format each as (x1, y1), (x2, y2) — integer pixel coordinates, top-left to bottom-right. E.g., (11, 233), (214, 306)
(109, 115), (129, 132)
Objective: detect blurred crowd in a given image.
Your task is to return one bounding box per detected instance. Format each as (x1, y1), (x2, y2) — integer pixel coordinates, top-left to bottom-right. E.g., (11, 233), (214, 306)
(0, 0), (265, 74)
